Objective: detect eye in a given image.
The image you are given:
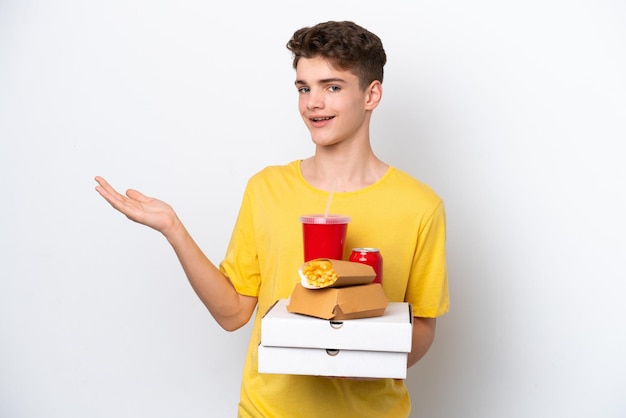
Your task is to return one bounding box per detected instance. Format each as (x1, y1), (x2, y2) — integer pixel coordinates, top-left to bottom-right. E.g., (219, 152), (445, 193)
(297, 87), (310, 94)
(328, 85), (341, 92)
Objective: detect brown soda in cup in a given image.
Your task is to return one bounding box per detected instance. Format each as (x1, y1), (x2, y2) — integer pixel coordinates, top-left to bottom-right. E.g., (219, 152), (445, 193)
(299, 214), (351, 262)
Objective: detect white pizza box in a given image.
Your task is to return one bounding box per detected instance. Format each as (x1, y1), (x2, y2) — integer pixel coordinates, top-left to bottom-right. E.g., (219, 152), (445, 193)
(258, 344), (408, 379)
(261, 299), (413, 353)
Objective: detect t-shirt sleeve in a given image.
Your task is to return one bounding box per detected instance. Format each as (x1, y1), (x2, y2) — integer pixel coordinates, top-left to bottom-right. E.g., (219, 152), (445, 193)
(219, 181), (262, 297)
(406, 200), (449, 317)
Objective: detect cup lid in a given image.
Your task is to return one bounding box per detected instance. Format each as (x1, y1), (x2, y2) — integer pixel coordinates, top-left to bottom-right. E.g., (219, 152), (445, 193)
(299, 214), (351, 224)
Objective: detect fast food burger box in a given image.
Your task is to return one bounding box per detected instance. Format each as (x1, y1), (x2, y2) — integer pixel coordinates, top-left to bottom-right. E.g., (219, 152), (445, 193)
(287, 259), (388, 320)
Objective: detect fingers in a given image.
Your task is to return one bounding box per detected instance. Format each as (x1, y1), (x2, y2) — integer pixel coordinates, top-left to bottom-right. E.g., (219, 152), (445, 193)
(95, 177), (119, 201)
(94, 176), (135, 214)
(94, 175), (114, 193)
(95, 177), (149, 202)
(94, 176), (175, 232)
(94, 176), (118, 197)
(126, 188), (151, 203)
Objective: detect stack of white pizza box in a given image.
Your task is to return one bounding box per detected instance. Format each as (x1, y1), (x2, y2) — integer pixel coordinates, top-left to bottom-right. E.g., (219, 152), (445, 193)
(258, 295), (413, 379)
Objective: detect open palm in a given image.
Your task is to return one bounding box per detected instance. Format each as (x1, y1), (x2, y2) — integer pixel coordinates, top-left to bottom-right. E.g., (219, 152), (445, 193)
(94, 176), (178, 235)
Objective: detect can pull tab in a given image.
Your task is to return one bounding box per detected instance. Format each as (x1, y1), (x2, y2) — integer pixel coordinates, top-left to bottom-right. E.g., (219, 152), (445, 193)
(329, 321), (344, 329)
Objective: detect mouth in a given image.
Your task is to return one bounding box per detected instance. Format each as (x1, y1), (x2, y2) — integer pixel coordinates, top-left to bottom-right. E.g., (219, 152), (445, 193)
(310, 116), (335, 122)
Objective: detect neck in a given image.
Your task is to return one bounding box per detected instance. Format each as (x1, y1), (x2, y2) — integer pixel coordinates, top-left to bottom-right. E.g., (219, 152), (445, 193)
(301, 148), (389, 192)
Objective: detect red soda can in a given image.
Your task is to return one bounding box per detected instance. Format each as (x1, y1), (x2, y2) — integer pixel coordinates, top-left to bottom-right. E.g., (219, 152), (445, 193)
(349, 248), (383, 284)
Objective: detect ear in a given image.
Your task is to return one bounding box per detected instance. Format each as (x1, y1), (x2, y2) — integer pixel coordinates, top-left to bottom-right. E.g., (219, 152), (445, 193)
(364, 80), (383, 111)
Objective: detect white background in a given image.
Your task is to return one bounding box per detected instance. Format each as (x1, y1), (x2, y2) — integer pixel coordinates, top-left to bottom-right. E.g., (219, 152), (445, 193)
(1, 1), (625, 417)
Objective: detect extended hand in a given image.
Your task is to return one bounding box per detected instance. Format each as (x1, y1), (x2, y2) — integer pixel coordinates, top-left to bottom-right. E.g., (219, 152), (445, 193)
(94, 176), (179, 235)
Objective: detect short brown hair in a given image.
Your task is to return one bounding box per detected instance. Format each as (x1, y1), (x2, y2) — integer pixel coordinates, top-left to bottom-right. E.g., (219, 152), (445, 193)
(286, 21), (387, 90)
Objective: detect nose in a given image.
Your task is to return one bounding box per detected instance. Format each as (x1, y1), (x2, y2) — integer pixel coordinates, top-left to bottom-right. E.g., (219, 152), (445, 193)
(305, 89), (324, 110)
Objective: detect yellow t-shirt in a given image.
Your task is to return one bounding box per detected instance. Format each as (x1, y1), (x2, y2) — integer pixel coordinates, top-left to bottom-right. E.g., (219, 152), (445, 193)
(220, 160), (449, 418)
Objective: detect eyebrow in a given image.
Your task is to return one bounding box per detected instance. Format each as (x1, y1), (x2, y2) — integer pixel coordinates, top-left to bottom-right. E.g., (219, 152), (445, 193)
(294, 77), (347, 86)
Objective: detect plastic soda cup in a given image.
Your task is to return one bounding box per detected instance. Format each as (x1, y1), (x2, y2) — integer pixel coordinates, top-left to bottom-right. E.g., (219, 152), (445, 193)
(299, 214), (351, 262)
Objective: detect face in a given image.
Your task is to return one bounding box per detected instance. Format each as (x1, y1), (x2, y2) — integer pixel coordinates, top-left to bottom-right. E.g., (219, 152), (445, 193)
(294, 56), (380, 147)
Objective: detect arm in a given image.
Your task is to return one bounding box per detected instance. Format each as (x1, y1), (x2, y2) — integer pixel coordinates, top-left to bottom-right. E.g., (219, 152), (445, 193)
(94, 176), (257, 331)
(407, 317), (436, 368)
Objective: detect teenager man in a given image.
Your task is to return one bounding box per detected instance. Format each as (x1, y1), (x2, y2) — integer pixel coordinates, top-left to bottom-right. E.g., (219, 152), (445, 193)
(95, 20), (449, 417)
